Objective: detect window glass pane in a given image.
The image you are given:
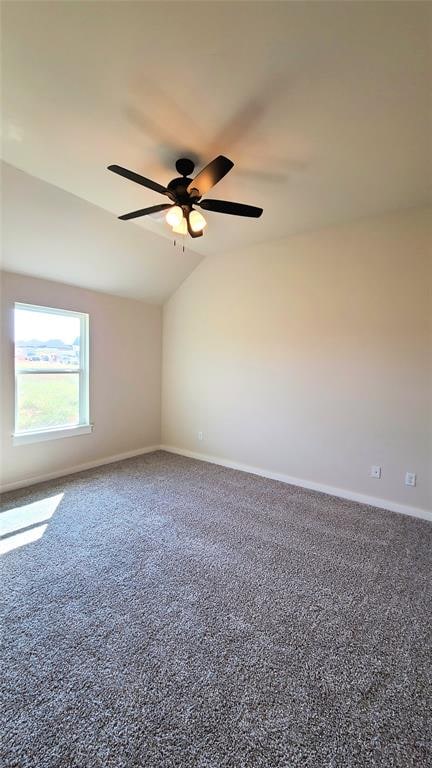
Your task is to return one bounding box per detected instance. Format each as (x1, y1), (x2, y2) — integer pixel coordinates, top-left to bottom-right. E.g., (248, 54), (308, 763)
(15, 308), (80, 371)
(16, 373), (80, 432)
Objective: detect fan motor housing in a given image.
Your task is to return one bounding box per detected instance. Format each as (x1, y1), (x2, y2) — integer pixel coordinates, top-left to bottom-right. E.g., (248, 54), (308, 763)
(167, 176), (200, 205)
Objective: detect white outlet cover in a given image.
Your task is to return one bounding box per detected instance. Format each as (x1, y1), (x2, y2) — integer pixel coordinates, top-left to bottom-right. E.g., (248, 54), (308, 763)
(198, 431), (203, 441)
(370, 465), (381, 479)
(405, 472), (416, 487)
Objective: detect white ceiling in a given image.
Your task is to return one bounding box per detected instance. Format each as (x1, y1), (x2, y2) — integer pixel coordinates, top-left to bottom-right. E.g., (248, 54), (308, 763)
(1, 1), (431, 301)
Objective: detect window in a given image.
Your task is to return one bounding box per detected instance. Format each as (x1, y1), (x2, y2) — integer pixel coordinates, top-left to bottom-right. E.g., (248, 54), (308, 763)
(14, 303), (90, 444)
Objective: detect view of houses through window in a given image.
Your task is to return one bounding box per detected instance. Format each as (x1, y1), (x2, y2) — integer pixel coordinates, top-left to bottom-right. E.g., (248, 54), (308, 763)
(14, 303), (89, 434)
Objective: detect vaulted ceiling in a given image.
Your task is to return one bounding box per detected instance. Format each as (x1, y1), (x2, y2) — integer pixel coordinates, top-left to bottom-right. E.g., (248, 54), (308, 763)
(2, 1), (431, 302)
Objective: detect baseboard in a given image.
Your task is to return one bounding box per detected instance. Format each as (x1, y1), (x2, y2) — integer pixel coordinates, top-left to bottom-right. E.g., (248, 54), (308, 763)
(0, 445), (161, 494)
(160, 444), (432, 523)
(3, 442), (431, 523)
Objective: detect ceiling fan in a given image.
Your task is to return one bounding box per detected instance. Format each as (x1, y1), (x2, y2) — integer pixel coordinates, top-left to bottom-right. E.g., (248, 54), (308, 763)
(107, 156), (263, 238)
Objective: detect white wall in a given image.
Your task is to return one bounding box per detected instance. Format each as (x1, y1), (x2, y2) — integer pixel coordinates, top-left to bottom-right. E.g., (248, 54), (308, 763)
(1, 271), (161, 488)
(162, 208), (432, 514)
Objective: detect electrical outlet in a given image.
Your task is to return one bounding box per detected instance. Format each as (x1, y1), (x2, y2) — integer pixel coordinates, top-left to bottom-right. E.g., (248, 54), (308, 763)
(405, 472), (416, 487)
(370, 465), (381, 479)
(198, 431), (203, 441)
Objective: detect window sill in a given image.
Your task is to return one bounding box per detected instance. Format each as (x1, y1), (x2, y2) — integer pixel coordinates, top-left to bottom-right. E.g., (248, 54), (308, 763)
(13, 424), (94, 446)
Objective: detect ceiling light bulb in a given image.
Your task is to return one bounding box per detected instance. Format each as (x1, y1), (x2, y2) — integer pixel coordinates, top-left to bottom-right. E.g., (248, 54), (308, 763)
(172, 218), (187, 235)
(165, 206), (183, 227)
(189, 210), (207, 233)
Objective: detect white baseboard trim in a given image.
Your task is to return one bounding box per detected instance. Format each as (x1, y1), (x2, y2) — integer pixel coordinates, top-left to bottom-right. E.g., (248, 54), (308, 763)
(0, 445), (161, 494)
(3, 442), (431, 523)
(160, 444), (432, 523)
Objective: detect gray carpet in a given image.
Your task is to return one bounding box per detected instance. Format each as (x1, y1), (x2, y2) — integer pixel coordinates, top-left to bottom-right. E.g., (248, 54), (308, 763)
(1, 451), (431, 768)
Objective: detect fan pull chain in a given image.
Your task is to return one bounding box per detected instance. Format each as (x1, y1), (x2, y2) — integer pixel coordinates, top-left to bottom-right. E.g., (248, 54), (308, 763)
(173, 235), (186, 252)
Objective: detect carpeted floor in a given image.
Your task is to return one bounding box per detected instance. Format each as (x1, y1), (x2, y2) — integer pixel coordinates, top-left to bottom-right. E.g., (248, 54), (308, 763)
(1, 451), (431, 768)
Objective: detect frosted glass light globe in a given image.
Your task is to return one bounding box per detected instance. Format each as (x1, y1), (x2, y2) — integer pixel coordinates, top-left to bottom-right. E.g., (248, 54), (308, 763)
(189, 210), (207, 232)
(172, 218), (187, 235)
(165, 206), (184, 227)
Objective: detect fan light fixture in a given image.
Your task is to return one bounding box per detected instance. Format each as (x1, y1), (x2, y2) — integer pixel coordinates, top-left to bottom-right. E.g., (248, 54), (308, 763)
(165, 205), (183, 227)
(189, 210), (207, 233)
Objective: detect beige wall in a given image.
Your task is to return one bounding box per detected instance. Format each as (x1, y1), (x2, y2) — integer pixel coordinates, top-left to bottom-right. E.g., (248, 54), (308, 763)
(162, 208), (432, 514)
(1, 272), (161, 488)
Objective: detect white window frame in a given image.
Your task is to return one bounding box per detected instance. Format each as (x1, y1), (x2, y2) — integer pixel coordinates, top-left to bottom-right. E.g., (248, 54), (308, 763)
(13, 302), (92, 445)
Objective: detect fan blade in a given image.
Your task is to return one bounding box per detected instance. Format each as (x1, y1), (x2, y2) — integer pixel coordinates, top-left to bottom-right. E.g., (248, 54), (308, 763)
(199, 199), (263, 218)
(187, 155), (234, 197)
(119, 204), (172, 221)
(108, 164), (168, 196)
